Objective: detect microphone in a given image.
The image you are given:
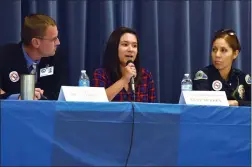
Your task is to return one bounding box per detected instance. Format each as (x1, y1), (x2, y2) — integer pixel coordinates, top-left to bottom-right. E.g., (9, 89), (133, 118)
(126, 60), (135, 94)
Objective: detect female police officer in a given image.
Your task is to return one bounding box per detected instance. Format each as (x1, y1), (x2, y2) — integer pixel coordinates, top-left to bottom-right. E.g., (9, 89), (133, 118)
(193, 29), (251, 106)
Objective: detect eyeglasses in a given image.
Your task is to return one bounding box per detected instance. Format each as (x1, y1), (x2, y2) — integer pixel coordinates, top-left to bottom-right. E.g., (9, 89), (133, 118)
(217, 29), (236, 36)
(214, 28), (241, 51)
(35, 36), (59, 43)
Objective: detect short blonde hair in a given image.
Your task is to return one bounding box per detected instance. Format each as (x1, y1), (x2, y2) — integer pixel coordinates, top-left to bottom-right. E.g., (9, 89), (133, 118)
(21, 14), (56, 45)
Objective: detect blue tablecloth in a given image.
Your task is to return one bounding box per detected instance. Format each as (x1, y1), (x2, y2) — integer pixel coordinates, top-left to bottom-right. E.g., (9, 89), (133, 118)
(0, 101), (251, 166)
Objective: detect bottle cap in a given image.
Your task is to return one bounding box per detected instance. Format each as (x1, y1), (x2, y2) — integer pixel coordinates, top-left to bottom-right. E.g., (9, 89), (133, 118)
(185, 73), (189, 77)
(81, 70), (86, 73)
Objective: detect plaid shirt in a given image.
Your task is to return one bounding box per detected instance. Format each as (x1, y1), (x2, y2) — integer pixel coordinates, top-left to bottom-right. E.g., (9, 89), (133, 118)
(91, 68), (156, 102)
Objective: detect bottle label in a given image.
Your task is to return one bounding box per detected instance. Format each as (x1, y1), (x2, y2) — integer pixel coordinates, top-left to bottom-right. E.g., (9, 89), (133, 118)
(181, 84), (192, 91)
(79, 79), (90, 87)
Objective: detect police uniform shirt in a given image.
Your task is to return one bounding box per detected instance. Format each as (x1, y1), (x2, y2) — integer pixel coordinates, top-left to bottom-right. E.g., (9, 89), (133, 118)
(193, 65), (251, 106)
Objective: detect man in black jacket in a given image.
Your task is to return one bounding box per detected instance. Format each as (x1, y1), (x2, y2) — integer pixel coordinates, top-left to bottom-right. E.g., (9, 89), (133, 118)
(0, 14), (68, 100)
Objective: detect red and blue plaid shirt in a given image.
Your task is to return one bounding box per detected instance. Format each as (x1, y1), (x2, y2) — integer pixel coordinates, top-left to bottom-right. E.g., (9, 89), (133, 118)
(91, 68), (156, 102)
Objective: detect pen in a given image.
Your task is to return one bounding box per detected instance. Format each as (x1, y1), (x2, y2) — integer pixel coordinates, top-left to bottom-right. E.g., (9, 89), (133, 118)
(40, 94), (48, 100)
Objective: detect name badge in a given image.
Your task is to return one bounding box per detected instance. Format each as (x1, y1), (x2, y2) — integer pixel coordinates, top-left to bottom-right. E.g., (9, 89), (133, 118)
(40, 66), (54, 77)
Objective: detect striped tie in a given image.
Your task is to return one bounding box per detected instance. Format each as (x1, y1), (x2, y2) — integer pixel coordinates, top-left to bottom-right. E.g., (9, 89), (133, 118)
(30, 63), (37, 82)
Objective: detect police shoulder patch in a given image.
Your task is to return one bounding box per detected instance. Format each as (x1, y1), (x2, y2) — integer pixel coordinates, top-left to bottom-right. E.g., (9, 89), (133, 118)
(194, 70), (208, 80)
(245, 74), (251, 84)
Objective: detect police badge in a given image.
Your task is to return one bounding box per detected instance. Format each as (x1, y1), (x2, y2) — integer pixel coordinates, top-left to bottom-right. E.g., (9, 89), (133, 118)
(237, 85), (245, 99)
(232, 84), (245, 100)
(245, 74), (251, 85)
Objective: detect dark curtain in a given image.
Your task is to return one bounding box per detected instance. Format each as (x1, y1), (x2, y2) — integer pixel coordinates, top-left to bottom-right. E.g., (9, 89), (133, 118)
(0, 0), (250, 103)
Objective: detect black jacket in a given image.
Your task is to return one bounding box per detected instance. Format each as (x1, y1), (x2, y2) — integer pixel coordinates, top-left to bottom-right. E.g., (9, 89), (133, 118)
(193, 65), (251, 106)
(0, 93), (9, 99)
(0, 42), (68, 100)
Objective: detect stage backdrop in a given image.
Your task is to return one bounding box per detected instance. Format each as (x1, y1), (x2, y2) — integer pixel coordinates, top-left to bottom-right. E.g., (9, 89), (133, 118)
(0, 0), (250, 103)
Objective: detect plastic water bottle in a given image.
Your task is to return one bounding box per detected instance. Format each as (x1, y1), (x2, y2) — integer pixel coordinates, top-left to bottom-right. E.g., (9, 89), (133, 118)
(181, 73), (192, 91)
(79, 70), (90, 87)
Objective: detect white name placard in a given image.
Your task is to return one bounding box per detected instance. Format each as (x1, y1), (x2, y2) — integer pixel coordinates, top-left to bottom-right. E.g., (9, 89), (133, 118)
(58, 86), (109, 102)
(179, 91), (229, 106)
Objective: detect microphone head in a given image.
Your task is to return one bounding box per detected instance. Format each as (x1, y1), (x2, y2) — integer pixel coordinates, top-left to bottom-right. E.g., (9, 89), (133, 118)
(126, 60), (134, 66)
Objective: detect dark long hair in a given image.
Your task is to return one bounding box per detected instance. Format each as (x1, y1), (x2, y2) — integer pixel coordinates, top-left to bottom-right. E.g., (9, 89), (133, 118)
(102, 27), (142, 85)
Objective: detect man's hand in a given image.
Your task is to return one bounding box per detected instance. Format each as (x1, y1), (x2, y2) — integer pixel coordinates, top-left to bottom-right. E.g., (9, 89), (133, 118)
(0, 89), (5, 94)
(34, 88), (44, 100)
(18, 88), (44, 100)
(228, 100), (238, 106)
